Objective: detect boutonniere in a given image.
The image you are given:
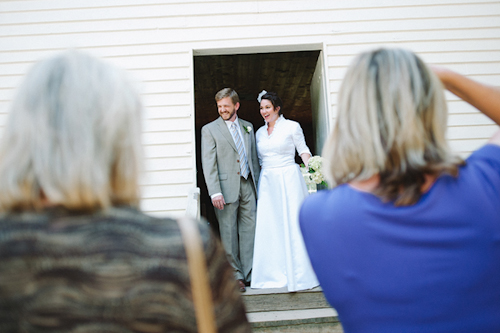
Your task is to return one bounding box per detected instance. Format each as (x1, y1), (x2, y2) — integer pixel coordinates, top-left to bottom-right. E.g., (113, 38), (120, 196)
(243, 125), (252, 133)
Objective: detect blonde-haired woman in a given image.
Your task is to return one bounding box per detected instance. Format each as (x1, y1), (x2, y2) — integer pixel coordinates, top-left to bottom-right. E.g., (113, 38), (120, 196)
(299, 48), (500, 332)
(0, 50), (251, 333)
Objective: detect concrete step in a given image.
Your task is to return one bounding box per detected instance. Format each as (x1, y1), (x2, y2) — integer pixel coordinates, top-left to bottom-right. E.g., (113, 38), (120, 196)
(248, 308), (343, 332)
(243, 286), (330, 312)
(243, 287), (344, 332)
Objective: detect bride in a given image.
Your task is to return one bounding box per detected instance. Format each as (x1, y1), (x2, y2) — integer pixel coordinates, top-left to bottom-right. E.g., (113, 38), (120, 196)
(250, 91), (319, 292)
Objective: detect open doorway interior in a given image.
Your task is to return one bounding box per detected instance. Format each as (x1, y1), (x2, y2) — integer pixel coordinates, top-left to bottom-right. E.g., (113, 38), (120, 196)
(194, 50), (325, 234)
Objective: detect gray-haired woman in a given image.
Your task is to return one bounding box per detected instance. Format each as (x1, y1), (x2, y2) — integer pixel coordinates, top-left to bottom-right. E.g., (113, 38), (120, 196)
(0, 50), (251, 333)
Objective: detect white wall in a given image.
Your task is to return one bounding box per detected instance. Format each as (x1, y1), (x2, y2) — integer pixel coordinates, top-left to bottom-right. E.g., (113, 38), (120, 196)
(1, 0), (499, 216)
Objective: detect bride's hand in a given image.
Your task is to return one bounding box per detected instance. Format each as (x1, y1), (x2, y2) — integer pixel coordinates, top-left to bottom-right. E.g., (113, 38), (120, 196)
(301, 153), (311, 168)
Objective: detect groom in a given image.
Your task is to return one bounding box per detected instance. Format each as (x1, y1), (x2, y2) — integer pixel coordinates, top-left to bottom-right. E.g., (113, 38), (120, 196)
(201, 88), (260, 292)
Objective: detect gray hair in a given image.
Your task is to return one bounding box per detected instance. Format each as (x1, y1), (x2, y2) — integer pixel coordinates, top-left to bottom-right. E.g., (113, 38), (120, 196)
(0, 50), (143, 211)
(323, 48), (462, 205)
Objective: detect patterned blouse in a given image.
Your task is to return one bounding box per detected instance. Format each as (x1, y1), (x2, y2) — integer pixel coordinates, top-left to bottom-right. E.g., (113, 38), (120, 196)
(0, 206), (251, 333)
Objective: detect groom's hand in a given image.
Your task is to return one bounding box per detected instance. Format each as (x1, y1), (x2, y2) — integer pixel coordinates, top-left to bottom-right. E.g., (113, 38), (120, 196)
(212, 195), (226, 210)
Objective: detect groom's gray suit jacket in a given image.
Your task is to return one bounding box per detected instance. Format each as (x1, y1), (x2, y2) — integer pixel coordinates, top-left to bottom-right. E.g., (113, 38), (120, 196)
(201, 116), (260, 202)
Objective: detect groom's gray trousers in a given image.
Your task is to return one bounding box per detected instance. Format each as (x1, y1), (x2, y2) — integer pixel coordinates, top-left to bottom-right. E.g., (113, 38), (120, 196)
(215, 174), (256, 282)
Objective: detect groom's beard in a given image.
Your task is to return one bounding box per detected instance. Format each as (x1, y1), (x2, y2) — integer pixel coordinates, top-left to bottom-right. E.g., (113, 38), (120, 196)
(219, 108), (236, 121)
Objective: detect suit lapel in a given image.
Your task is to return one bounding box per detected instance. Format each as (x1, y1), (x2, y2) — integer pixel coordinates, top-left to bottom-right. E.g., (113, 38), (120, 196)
(216, 117), (237, 151)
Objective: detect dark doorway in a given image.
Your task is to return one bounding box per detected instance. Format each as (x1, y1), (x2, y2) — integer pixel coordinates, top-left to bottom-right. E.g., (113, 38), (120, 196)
(194, 50), (321, 234)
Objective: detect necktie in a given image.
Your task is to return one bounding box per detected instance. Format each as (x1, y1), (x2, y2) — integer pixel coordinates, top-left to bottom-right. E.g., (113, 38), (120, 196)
(230, 122), (249, 179)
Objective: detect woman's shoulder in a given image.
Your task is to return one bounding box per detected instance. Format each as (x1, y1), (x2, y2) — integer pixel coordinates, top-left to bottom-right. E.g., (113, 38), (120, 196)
(456, 144), (500, 198)
(136, 210), (214, 245)
(301, 189), (331, 211)
(467, 144), (500, 166)
(300, 189), (344, 236)
(301, 187), (349, 214)
(279, 116), (298, 124)
(462, 144), (500, 182)
(281, 117), (303, 132)
(0, 206), (181, 239)
(108, 207), (214, 243)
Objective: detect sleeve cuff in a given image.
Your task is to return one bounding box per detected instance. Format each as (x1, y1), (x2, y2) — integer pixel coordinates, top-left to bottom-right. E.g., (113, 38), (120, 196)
(210, 193), (222, 199)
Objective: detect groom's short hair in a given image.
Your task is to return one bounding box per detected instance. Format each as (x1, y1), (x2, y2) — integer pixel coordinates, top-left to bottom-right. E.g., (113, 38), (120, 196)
(215, 88), (240, 105)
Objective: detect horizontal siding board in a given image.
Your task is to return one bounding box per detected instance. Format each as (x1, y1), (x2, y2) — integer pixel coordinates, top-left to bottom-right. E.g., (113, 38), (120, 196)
(434, 63), (500, 76)
(144, 156), (193, 171)
(0, 75), (23, 89)
(0, 53), (191, 75)
(146, 210), (184, 218)
(449, 138), (488, 153)
(324, 29), (500, 48)
(0, 102), (9, 115)
(328, 63), (500, 82)
(140, 196), (188, 213)
(448, 113), (497, 127)
(105, 53), (191, 70)
(141, 169), (194, 186)
(327, 39), (500, 58)
(140, 79), (191, 95)
(328, 80), (342, 94)
(143, 118), (192, 133)
(0, 45), (186, 64)
(0, 0), (232, 12)
(130, 67), (191, 82)
(2, 0), (497, 12)
(142, 92), (192, 108)
(0, 113), (8, 127)
(0, 63), (33, 76)
(1, 31), (166, 52)
(142, 130), (192, 145)
(328, 50), (500, 68)
(447, 125), (499, 140)
(141, 183), (194, 199)
(0, 88), (14, 102)
(144, 105), (192, 120)
(144, 143), (193, 159)
(419, 51), (500, 65)
(447, 101), (484, 115)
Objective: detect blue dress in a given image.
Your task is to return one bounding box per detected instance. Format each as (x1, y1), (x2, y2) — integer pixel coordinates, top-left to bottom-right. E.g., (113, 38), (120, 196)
(300, 144), (500, 333)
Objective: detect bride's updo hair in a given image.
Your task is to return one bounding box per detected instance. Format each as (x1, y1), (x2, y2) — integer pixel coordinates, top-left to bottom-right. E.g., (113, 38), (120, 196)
(261, 92), (283, 114)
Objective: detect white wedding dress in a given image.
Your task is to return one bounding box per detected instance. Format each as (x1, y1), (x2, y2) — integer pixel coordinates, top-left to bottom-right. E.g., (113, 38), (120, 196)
(251, 115), (319, 292)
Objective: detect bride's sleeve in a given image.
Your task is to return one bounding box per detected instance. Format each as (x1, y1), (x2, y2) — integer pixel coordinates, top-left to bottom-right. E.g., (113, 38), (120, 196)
(292, 121), (311, 156)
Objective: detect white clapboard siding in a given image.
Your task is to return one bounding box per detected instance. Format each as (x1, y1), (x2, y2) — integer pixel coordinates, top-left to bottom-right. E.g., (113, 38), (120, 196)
(0, 0), (499, 216)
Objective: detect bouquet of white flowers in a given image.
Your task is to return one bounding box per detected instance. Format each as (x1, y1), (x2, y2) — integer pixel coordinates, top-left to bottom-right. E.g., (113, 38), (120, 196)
(301, 155), (327, 187)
